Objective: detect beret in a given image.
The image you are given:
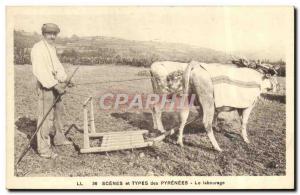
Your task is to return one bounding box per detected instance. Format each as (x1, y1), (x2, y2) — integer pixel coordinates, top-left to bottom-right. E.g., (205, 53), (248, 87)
(41, 23), (60, 34)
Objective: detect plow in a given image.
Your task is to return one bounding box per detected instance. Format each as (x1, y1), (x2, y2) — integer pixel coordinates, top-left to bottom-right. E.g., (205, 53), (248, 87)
(80, 96), (176, 153)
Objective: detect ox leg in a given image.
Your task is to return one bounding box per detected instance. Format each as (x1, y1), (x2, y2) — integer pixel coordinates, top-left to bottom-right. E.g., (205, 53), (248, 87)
(152, 105), (165, 133)
(195, 94), (222, 151)
(150, 72), (165, 133)
(213, 110), (220, 132)
(177, 107), (189, 147)
(192, 68), (222, 152)
(151, 107), (158, 130)
(240, 106), (253, 144)
(205, 107), (222, 152)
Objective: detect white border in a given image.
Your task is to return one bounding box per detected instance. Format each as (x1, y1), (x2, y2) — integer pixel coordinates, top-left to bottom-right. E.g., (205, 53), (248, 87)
(1, 0), (298, 194)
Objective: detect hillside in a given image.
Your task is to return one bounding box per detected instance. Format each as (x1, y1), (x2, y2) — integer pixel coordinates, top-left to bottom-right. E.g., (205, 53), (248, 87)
(14, 30), (285, 68)
(14, 30), (231, 66)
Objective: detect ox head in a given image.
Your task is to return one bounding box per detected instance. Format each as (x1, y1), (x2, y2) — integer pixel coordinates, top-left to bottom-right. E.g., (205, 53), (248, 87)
(261, 75), (279, 93)
(259, 64), (280, 93)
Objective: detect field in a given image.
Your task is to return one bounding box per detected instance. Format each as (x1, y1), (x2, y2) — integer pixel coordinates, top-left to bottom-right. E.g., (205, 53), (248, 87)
(14, 64), (286, 176)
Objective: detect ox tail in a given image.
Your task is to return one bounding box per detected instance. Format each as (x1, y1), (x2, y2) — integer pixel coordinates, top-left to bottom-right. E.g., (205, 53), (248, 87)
(183, 61), (198, 95)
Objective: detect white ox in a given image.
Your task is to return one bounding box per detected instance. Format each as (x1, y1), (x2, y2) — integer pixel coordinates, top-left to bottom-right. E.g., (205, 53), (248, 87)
(150, 61), (278, 151)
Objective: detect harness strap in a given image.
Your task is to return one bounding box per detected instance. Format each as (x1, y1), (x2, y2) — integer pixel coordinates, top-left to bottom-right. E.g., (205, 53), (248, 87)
(43, 39), (57, 77)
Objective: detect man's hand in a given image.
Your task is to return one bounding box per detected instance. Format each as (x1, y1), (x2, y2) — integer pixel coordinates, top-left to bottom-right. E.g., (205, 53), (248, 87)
(60, 74), (75, 88)
(54, 83), (66, 95)
(67, 81), (75, 88)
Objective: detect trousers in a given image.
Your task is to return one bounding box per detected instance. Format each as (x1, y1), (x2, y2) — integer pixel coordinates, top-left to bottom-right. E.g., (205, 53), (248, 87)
(36, 82), (67, 154)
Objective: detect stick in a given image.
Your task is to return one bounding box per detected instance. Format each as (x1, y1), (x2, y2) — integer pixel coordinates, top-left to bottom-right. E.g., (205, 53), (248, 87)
(16, 66), (80, 165)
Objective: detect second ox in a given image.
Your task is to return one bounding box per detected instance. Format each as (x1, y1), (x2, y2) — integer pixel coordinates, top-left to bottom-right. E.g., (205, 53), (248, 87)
(150, 60), (278, 151)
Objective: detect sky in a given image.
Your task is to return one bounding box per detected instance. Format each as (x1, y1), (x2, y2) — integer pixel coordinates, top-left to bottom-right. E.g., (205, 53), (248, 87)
(12, 6), (293, 55)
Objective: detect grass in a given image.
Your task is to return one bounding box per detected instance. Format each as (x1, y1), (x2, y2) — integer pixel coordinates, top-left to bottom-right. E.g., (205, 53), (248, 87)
(14, 64), (286, 176)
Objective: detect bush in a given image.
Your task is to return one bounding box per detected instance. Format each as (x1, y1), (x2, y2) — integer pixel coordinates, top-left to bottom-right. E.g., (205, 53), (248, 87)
(136, 70), (151, 77)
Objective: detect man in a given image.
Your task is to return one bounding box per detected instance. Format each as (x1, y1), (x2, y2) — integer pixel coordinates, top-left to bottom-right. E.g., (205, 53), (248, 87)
(31, 23), (72, 159)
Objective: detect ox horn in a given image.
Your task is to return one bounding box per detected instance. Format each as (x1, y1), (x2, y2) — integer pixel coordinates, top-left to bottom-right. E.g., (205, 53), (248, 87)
(230, 55), (238, 61)
(256, 63), (278, 76)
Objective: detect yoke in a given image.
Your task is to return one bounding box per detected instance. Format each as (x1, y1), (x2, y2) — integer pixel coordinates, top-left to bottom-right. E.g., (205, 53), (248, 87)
(80, 96), (171, 154)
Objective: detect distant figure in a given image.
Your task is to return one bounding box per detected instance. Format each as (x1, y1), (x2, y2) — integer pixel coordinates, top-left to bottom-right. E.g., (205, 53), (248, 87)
(31, 23), (72, 159)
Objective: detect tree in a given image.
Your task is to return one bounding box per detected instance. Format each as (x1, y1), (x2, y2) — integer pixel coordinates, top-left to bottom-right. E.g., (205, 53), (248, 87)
(71, 34), (79, 41)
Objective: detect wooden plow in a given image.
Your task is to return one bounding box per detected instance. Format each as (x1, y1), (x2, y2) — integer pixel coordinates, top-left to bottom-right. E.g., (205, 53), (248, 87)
(80, 96), (170, 154)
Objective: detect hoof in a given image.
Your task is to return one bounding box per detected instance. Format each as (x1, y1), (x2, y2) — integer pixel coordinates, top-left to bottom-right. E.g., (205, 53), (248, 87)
(176, 140), (184, 147)
(213, 126), (221, 133)
(169, 129), (175, 135)
(244, 138), (250, 144)
(157, 129), (165, 133)
(214, 147), (223, 152)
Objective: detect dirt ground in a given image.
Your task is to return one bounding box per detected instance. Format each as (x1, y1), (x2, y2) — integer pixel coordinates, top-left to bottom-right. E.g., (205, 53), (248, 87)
(14, 64), (286, 176)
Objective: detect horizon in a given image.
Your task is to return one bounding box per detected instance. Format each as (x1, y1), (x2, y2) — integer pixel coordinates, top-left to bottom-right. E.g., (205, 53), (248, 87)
(14, 28), (286, 61)
(13, 6), (292, 61)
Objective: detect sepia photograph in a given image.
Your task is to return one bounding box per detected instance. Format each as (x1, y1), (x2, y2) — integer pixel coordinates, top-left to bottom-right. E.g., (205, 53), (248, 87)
(6, 6), (294, 189)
